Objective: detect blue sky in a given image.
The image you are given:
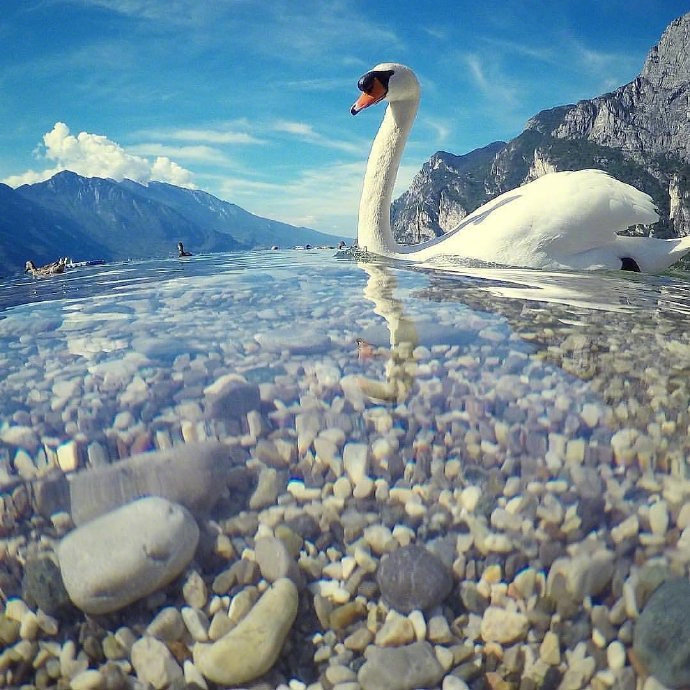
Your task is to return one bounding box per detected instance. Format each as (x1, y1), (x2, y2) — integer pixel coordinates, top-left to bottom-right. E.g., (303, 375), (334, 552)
(0, 1), (687, 236)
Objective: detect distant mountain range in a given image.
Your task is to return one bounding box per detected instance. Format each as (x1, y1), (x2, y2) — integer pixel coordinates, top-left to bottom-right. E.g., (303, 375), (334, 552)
(392, 12), (690, 245)
(0, 171), (340, 276)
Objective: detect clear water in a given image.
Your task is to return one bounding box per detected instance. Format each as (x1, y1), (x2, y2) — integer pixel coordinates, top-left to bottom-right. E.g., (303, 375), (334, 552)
(3, 249), (690, 685)
(3, 250), (690, 472)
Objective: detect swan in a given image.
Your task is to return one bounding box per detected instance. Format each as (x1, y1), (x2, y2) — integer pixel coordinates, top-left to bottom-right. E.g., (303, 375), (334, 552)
(351, 63), (690, 272)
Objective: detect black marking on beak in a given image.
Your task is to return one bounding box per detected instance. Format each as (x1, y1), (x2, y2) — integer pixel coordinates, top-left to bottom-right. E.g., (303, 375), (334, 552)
(357, 69), (394, 95)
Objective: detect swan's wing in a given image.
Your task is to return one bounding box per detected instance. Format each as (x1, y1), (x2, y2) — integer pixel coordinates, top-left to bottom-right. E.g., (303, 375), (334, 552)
(428, 170), (658, 266)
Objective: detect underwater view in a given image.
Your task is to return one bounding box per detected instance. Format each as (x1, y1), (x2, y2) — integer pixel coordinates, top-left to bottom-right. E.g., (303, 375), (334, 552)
(2, 249), (690, 690)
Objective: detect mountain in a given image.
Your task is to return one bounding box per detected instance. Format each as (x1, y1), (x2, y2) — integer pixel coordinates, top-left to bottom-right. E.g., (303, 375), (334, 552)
(392, 12), (690, 244)
(0, 171), (339, 276)
(0, 182), (111, 275)
(119, 180), (332, 249)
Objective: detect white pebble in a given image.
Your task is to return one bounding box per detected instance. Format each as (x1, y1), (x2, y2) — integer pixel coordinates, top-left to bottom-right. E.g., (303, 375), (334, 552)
(183, 660), (208, 690)
(408, 610), (426, 641)
(70, 669), (104, 690)
(648, 501), (669, 536)
(181, 607), (209, 642)
(461, 486), (481, 512)
(607, 640), (626, 670)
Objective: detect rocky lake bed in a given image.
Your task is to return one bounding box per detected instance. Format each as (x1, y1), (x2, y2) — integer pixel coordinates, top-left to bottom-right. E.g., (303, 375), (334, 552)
(3, 252), (690, 690)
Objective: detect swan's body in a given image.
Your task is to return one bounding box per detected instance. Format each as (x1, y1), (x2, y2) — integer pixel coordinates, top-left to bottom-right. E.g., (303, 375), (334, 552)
(352, 63), (690, 272)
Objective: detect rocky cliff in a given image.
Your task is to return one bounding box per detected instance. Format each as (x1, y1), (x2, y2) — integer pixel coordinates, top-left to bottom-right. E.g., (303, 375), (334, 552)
(392, 12), (690, 242)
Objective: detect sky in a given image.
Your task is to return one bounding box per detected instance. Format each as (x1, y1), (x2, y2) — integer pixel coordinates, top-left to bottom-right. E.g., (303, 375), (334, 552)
(0, 1), (688, 237)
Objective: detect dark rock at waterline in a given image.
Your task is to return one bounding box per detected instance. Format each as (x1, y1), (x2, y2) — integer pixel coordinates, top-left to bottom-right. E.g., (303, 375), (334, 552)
(633, 577), (690, 688)
(377, 544), (453, 614)
(69, 441), (233, 526)
(22, 555), (74, 617)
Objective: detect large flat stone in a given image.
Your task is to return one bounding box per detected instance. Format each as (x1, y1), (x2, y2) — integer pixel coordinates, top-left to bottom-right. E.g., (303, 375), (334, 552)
(68, 441), (231, 526)
(58, 496), (199, 614)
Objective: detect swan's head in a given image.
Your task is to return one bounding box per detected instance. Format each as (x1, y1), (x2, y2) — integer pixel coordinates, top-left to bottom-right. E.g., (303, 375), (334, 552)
(351, 63), (419, 115)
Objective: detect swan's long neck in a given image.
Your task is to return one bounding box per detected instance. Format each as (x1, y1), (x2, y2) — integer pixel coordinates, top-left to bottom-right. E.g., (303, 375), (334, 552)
(357, 98), (418, 254)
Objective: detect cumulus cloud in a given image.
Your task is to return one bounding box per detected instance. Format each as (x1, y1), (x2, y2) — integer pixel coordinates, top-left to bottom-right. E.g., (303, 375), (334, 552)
(3, 122), (195, 188)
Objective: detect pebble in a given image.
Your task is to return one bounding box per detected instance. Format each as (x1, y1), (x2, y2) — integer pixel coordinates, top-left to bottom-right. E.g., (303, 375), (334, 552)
(375, 610), (416, 646)
(606, 640), (625, 670)
(182, 570), (208, 609)
(255, 535), (302, 585)
(70, 669), (104, 690)
(358, 641), (444, 690)
(343, 443), (369, 484)
(480, 606), (528, 643)
(648, 501), (669, 536)
(58, 496), (199, 614)
(547, 547), (614, 601)
(193, 578), (298, 685)
(131, 636), (183, 689)
(377, 544), (453, 613)
(182, 606), (210, 642)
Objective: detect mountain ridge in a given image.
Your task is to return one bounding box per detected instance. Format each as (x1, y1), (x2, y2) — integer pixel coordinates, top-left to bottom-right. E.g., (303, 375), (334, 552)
(0, 171), (340, 276)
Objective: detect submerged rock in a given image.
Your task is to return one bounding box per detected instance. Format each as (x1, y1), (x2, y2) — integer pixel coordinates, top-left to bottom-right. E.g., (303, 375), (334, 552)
(633, 578), (690, 688)
(22, 555), (72, 617)
(203, 374), (260, 420)
(193, 578), (298, 685)
(358, 641), (444, 690)
(68, 441), (231, 526)
(377, 544), (453, 613)
(58, 496), (199, 614)
(254, 327), (331, 354)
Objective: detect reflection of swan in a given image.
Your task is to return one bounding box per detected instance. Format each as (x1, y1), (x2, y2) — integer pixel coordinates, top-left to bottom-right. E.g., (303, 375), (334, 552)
(351, 63), (690, 272)
(356, 263), (418, 402)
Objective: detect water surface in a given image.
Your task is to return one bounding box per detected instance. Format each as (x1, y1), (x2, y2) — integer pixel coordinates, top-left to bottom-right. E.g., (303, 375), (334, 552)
(2, 249), (690, 688)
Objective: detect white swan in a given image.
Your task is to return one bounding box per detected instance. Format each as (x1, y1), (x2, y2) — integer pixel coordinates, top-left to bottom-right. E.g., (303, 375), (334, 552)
(351, 63), (690, 272)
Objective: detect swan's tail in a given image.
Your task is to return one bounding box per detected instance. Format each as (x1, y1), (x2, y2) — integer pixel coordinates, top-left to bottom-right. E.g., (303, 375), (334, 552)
(616, 233), (690, 273)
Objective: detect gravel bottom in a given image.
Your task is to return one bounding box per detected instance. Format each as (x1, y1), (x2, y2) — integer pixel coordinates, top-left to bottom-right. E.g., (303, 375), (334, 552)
(2, 254), (690, 690)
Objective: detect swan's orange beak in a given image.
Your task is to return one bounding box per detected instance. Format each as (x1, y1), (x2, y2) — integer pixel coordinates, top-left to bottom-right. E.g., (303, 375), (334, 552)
(351, 77), (387, 115)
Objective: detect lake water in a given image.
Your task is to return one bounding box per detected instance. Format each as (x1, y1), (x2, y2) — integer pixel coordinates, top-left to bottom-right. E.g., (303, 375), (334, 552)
(2, 249), (690, 689)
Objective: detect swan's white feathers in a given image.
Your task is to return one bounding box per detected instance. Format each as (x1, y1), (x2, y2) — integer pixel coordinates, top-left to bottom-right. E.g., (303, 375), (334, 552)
(355, 63), (690, 272)
(430, 170), (659, 265)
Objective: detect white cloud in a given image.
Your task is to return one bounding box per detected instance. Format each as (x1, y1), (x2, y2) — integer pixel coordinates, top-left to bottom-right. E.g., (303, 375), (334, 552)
(273, 120), (316, 137)
(422, 117), (452, 146)
(127, 142), (231, 164)
(136, 126), (265, 145)
(3, 122), (195, 188)
(463, 53), (518, 108)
